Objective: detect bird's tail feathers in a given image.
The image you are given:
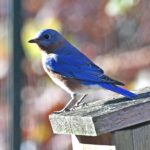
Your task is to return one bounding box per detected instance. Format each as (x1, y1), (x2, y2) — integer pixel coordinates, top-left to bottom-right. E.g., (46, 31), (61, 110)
(101, 75), (125, 86)
(99, 83), (137, 99)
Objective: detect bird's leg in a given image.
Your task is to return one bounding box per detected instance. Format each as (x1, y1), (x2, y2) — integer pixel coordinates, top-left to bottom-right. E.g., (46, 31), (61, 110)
(62, 93), (87, 111)
(53, 93), (78, 114)
(62, 93), (79, 111)
(53, 94), (87, 114)
(65, 94), (87, 110)
(75, 94), (87, 107)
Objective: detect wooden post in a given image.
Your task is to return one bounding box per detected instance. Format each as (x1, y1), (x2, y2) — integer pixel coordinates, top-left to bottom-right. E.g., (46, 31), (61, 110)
(11, 0), (24, 149)
(49, 87), (150, 150)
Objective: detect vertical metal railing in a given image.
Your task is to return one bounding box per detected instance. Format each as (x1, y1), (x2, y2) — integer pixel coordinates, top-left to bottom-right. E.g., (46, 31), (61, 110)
(11, 0), (24, 149)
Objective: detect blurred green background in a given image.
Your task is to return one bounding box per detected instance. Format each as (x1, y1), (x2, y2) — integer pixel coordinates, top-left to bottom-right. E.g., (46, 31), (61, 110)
(0, 0), (150, 150)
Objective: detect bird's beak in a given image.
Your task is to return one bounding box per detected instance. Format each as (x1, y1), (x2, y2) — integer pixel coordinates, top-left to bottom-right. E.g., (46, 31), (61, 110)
(28, 38), (39, 43)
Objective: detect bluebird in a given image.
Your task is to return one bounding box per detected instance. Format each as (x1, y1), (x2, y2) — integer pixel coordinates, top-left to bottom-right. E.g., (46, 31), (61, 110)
(29, 29), (137, 112)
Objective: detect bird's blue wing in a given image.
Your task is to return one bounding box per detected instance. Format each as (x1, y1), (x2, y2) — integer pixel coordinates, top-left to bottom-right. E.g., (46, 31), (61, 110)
(45, 54), (136, 99)
(45, 54), (105, 83)
(30, 29), (136, 99)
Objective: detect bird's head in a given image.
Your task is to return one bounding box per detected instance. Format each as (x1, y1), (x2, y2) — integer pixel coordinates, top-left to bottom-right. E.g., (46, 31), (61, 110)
(28, 29), (64, 54)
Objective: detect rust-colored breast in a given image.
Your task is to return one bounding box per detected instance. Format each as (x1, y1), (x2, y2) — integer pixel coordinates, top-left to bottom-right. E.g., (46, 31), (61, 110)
(47, 69), (81, 92)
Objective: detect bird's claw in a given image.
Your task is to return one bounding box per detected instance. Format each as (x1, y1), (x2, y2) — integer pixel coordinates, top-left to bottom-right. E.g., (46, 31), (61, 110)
(53, 102), (88, 114)
(53, 108), (71, 114)
(81, 102), (88, 107)
(77, 102), (88, 107)
(72, 102), (88, 110)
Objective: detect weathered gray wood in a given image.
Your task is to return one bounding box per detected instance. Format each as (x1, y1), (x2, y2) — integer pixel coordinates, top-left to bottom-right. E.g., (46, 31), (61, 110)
(112, 122), (150, 150)
(132, 122), (150, 150)
(112, 130), (134, 150)
(49, 87), (150, 136)
(143, 123), (150, 150)
(71, 122), (150, 150)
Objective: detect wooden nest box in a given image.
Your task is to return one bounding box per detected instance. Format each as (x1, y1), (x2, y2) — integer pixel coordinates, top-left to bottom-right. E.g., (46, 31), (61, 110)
(50, 87), (150, 150)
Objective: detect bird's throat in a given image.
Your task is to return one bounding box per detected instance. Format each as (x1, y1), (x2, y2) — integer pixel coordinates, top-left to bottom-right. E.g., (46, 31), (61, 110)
(39, 40), (64, 54)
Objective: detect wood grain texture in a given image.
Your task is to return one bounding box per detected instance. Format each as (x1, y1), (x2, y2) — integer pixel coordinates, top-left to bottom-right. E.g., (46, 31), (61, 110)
(112, 122), (150, 150)
(132, 123), (150, 150)
(49, 87), (150, 136)
(112, 129), (134, 150)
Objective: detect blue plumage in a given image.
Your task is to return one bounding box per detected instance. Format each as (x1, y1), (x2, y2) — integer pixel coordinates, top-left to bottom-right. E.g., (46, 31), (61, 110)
(45, 53), (136, 99)
(45, 54), (104, 82)
(98, 83), (136, 99)
(29, 29), (137, 112)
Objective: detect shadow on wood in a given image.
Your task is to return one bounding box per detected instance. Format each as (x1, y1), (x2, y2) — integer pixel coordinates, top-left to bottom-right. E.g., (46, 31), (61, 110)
(76, 133), (112, 145)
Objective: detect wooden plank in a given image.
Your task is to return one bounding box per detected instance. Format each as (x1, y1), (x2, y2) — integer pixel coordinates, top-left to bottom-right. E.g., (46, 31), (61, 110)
(71, 122), (150, 150)
(112, 130), (134, 150)
(76, 133), (113, 145)
(49, 87), (150, 136)
(112, 122), (150, 150)
(132, 122), (150, 150)
(72, 135), (116, 150)
(143, 124), (150, 150)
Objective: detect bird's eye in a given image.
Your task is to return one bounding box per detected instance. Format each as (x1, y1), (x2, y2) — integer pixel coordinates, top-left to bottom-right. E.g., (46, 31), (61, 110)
(44, 34), (49, 39)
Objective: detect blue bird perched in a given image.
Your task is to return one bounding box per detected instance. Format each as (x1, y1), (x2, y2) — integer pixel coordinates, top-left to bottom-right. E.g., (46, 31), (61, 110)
(29, 29), (137, 112)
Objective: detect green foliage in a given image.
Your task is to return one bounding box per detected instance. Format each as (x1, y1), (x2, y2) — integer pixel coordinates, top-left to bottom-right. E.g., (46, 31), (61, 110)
(106, 0), (135, 16)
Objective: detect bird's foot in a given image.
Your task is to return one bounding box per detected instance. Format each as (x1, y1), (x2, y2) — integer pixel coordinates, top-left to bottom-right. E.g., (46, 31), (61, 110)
(81, 102), (88, 107)
(77, 101), (88, 107)
(53, 108), (70, 114)
(72, 102), (88, 109)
